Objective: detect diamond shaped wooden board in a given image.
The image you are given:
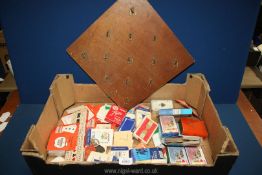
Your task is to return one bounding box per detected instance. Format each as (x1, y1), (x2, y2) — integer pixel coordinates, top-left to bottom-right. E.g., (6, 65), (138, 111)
(67, 0), (194, 109)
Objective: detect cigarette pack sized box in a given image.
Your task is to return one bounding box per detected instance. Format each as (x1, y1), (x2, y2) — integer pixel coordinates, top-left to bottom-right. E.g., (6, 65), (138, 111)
(87, 151), (114, 163)
(113, 131), (133, 148)
(159, 115), (180, 138)
(159, 108), (192, 116)
(96, 104), (111, 123)
(185, 146), (207, 165)
(86, 128), (114, 148)
(134, 116), (158, 144)
(105, 105), (127, 126)
(151, 100), (173, 112)
(135, 109), (151, 128)
(130, 148), (166, 163)
(108, 146), (129, 162)
(118, 117), (135, 131)
(167, 147), (189, 165)
(47, 124), (79, 156)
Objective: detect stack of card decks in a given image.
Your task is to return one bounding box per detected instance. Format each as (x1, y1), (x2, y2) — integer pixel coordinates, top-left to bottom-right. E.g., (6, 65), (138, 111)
(167, 146), (207, 165)
(163, 135), (202, 147)
(46, 100), (208, 166)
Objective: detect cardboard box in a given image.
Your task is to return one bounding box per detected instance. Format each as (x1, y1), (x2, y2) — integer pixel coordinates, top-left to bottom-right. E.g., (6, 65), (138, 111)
(20, 73), (239, 175)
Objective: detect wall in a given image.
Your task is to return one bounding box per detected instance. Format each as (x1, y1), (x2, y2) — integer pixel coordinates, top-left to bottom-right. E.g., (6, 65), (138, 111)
(0, 0), (260, 104)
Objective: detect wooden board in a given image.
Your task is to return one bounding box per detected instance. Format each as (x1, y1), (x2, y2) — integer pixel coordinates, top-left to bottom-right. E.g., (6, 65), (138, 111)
(67, 0), (194, 109)
(241, 66), (262, 89)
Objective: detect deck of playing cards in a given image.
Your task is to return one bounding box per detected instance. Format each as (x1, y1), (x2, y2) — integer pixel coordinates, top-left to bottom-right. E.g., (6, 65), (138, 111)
(87, 151), (114, 163)
(96, 104), (111, 123)
(113, 131), (133, 148)
(47, 124), (79, 156)
(105, 105), (127, 126)
(152, 127), (162, 147)
(134, 116), (158, 144)
(118, 117), (135, 131)
(167, 147), (189, 165)
(108, 146), (129, 162)
(86, 129), (114, 148)
(159, 115), (180, 138)
(130, 148), (166, 163)
(185, 146), (207, 165)
(135, 109), (151, 128)
(151, 100), (173, 112)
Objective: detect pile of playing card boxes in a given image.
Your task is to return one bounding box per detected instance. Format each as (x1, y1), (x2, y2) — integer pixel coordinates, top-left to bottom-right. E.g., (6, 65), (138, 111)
(20, 74), (239, 175)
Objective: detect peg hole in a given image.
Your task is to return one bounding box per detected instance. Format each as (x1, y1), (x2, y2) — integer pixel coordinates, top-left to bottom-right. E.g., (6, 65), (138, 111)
(104, 74), (110, 81)
(152, 57), (156, 65)
(173, 59), (179, 68)
(129, 33), (133, 41)
(129, 7), (136, 16)
(153, 35), (157, 41)
(106, 30), (111, 38)
(148, 79), (153, 87)
(104, 53), (110, 60)
(127, 57), (133, 64)
(81, 52), (88, 59)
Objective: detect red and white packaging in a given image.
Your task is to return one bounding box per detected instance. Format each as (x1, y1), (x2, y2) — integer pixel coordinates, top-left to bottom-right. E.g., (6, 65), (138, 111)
(47, 124), (79, 152)
(133, 116), (158, 144)
(105, 105), (127, 126)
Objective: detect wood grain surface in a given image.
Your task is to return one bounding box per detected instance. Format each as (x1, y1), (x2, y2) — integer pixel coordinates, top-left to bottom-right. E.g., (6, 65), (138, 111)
(67, 0), (194, 109)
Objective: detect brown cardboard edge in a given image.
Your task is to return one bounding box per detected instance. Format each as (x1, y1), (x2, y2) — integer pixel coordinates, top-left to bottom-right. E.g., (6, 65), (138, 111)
(74, 84), (113, 103)
(202, 95), (228, 163)
(22, 151), (45, 160)
(35, 95), (59, 151)
(20, 125), (46, 160)
(28, 125), (47, 158)
(185, 73), (211, 118)
(49, 74), (75, 117)
(221, 127), (239, 156)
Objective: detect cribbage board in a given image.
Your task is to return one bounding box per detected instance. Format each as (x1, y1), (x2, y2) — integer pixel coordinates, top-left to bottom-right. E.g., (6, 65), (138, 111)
(67, 0), (194, 109)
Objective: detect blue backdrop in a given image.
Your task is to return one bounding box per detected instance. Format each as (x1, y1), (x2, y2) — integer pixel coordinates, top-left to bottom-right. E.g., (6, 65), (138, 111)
(0, 0), (260, 104)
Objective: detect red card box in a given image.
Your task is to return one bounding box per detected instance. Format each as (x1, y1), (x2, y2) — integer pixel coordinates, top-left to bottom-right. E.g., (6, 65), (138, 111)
(47, 124), (79, 151)
(105, 105), (127, 126)
(134, 116), (158, 144)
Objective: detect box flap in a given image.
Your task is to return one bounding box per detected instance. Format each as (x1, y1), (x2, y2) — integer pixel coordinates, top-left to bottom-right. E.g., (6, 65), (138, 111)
(26, 125), (46, 159)
(185, 74), (211, 117)
(67, 0), (194, 109)
(50, 74), (75, 116)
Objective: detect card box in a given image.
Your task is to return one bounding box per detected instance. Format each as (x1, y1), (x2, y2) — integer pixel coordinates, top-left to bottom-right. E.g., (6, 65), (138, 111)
(134, 116), (158, 144)
(159, 115), (180, 138)
(185, 147), (207, 165)
(167, 147), (189, 165)
(118, 117), (135, 131)
(105, 105), (127, 126)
